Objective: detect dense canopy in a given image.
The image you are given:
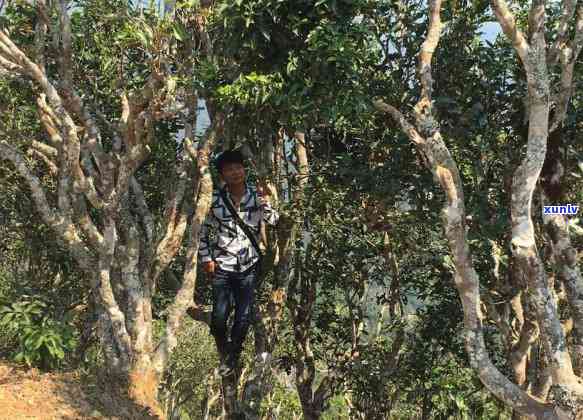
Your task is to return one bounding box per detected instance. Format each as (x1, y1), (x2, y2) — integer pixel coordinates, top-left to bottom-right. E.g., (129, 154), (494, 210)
(0, 0), (582, 418)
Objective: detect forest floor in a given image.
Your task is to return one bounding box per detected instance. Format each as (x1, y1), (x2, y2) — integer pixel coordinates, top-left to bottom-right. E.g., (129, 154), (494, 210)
(0, 360), (123, 419)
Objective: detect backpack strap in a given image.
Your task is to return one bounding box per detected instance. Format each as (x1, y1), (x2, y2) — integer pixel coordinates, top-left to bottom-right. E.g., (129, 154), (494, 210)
(219, 187), (263, 258)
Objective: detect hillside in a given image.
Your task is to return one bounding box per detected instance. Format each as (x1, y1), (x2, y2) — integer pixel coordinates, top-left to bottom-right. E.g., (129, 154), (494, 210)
(0, 361), (108, 420)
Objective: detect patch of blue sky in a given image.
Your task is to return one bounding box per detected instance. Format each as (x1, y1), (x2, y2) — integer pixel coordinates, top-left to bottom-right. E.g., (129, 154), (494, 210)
(174, 98), (211, 145)
(479, 21), (502, 43)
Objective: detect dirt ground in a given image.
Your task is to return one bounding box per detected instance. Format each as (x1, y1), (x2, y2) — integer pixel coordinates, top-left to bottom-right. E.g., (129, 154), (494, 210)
(0, 361), (103, 420)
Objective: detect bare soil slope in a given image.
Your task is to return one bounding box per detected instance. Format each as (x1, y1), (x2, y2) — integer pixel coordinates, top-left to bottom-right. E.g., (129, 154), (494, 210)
(0, 361), (102, 420)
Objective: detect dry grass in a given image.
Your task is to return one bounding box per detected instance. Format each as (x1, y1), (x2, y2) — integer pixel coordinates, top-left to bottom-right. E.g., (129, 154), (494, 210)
(0, 360), (163, 419)
(0, 361), (102, 419)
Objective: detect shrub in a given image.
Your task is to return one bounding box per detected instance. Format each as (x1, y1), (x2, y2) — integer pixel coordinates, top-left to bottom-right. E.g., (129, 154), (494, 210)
(0, 297), (77, 370)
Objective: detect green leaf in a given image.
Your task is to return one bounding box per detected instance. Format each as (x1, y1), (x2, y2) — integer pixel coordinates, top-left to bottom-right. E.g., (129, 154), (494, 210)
(34, 335), (45, 350)
(0, 312), (14, 326)
(135, 30), (150, 48)
(46, 345), (57, 358)
(102, 56), (113, 73)
(172, 23), (188, 42)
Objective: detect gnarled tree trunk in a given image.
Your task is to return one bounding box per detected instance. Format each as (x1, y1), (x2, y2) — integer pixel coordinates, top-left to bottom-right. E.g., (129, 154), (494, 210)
(0, 2), (223, 416)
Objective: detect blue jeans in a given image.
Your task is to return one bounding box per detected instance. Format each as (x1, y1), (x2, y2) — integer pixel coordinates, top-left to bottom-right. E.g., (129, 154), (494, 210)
(210, 264), (257, 359)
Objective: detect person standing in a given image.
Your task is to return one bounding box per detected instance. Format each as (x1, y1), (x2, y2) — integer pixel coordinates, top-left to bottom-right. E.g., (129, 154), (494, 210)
(192, 150), (279, 374)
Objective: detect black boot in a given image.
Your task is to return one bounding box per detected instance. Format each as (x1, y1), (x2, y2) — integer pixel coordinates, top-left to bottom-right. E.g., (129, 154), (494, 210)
(218, 340), (235, 375)
(225, 341), (242, 372)
(225, 350), (239, 371)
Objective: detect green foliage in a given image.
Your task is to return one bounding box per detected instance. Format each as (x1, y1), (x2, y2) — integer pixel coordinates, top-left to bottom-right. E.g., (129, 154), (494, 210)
(209, 0), (380, 136)
(321, 394), (349, 419)
(217, 71), (285, 106)
(260, 377), (305, 419)
(0, 0), (581, 418)
(159, 319), (221, 419)
(0, 298), (77, 370)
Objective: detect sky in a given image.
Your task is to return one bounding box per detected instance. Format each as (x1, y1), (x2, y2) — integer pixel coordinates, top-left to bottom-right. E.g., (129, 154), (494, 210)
(194, 99), (211, 137)
(479, 21), (502, 42)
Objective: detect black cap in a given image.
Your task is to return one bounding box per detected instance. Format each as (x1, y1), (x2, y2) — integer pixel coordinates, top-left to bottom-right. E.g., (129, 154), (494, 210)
(215, 150), (245, 174)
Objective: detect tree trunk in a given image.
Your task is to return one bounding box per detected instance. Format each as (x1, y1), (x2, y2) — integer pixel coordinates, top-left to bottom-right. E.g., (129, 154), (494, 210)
(93, 296), (161, 418)
(502, 5), (583, 406)
(541, 128), (583, 376)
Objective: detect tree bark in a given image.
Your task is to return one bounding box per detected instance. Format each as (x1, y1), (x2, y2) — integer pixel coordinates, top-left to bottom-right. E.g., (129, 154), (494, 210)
(492, 0), (583, 407)
(539, 4), (583, 375)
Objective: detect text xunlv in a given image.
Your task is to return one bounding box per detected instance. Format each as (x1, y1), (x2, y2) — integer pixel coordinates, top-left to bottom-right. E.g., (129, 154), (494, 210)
(543, 204), (579, 215)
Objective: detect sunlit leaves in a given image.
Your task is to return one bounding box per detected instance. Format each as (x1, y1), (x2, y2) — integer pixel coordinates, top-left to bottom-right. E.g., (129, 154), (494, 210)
(217, 71), (284, 107)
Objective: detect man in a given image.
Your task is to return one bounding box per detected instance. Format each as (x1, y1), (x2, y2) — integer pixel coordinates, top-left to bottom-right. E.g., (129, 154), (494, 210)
(194, 150), (279, 375)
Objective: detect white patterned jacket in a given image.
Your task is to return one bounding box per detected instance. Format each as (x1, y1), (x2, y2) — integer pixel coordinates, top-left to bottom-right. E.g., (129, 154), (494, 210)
(198, 183), (279, 273)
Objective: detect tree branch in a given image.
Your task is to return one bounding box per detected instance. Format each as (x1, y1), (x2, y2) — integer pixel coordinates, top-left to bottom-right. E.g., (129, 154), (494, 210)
(97, 217), (133, 371)
(30, 139), (57, 158)
(375, 1), (556, 416)
(152, 113), (223, 376)
(490, 0), (530, 64)
(550, 5), (583, 132)
(58, 0), (73, 87)
(418, 0), (442, 104)
(0, 54), (23, 73)
(542, 194), (583, 374)
(28, 148), (58, 176)
(501, 0), (583, 396)
(36, 94), (63, 145)
(0, 140), (95, 272)
(0, 29), (105, 210)
(130, 176), (154, 245)
(572, 6), (583, 59)
(149, 161), (191, 285)
(547, 0), (577, 66)
(373, 100), (426, 146)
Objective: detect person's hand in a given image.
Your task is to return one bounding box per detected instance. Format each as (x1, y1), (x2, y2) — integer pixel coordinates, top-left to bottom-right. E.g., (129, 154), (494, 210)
(256, 181), (271, 206)
(202, 261), (216, 278)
